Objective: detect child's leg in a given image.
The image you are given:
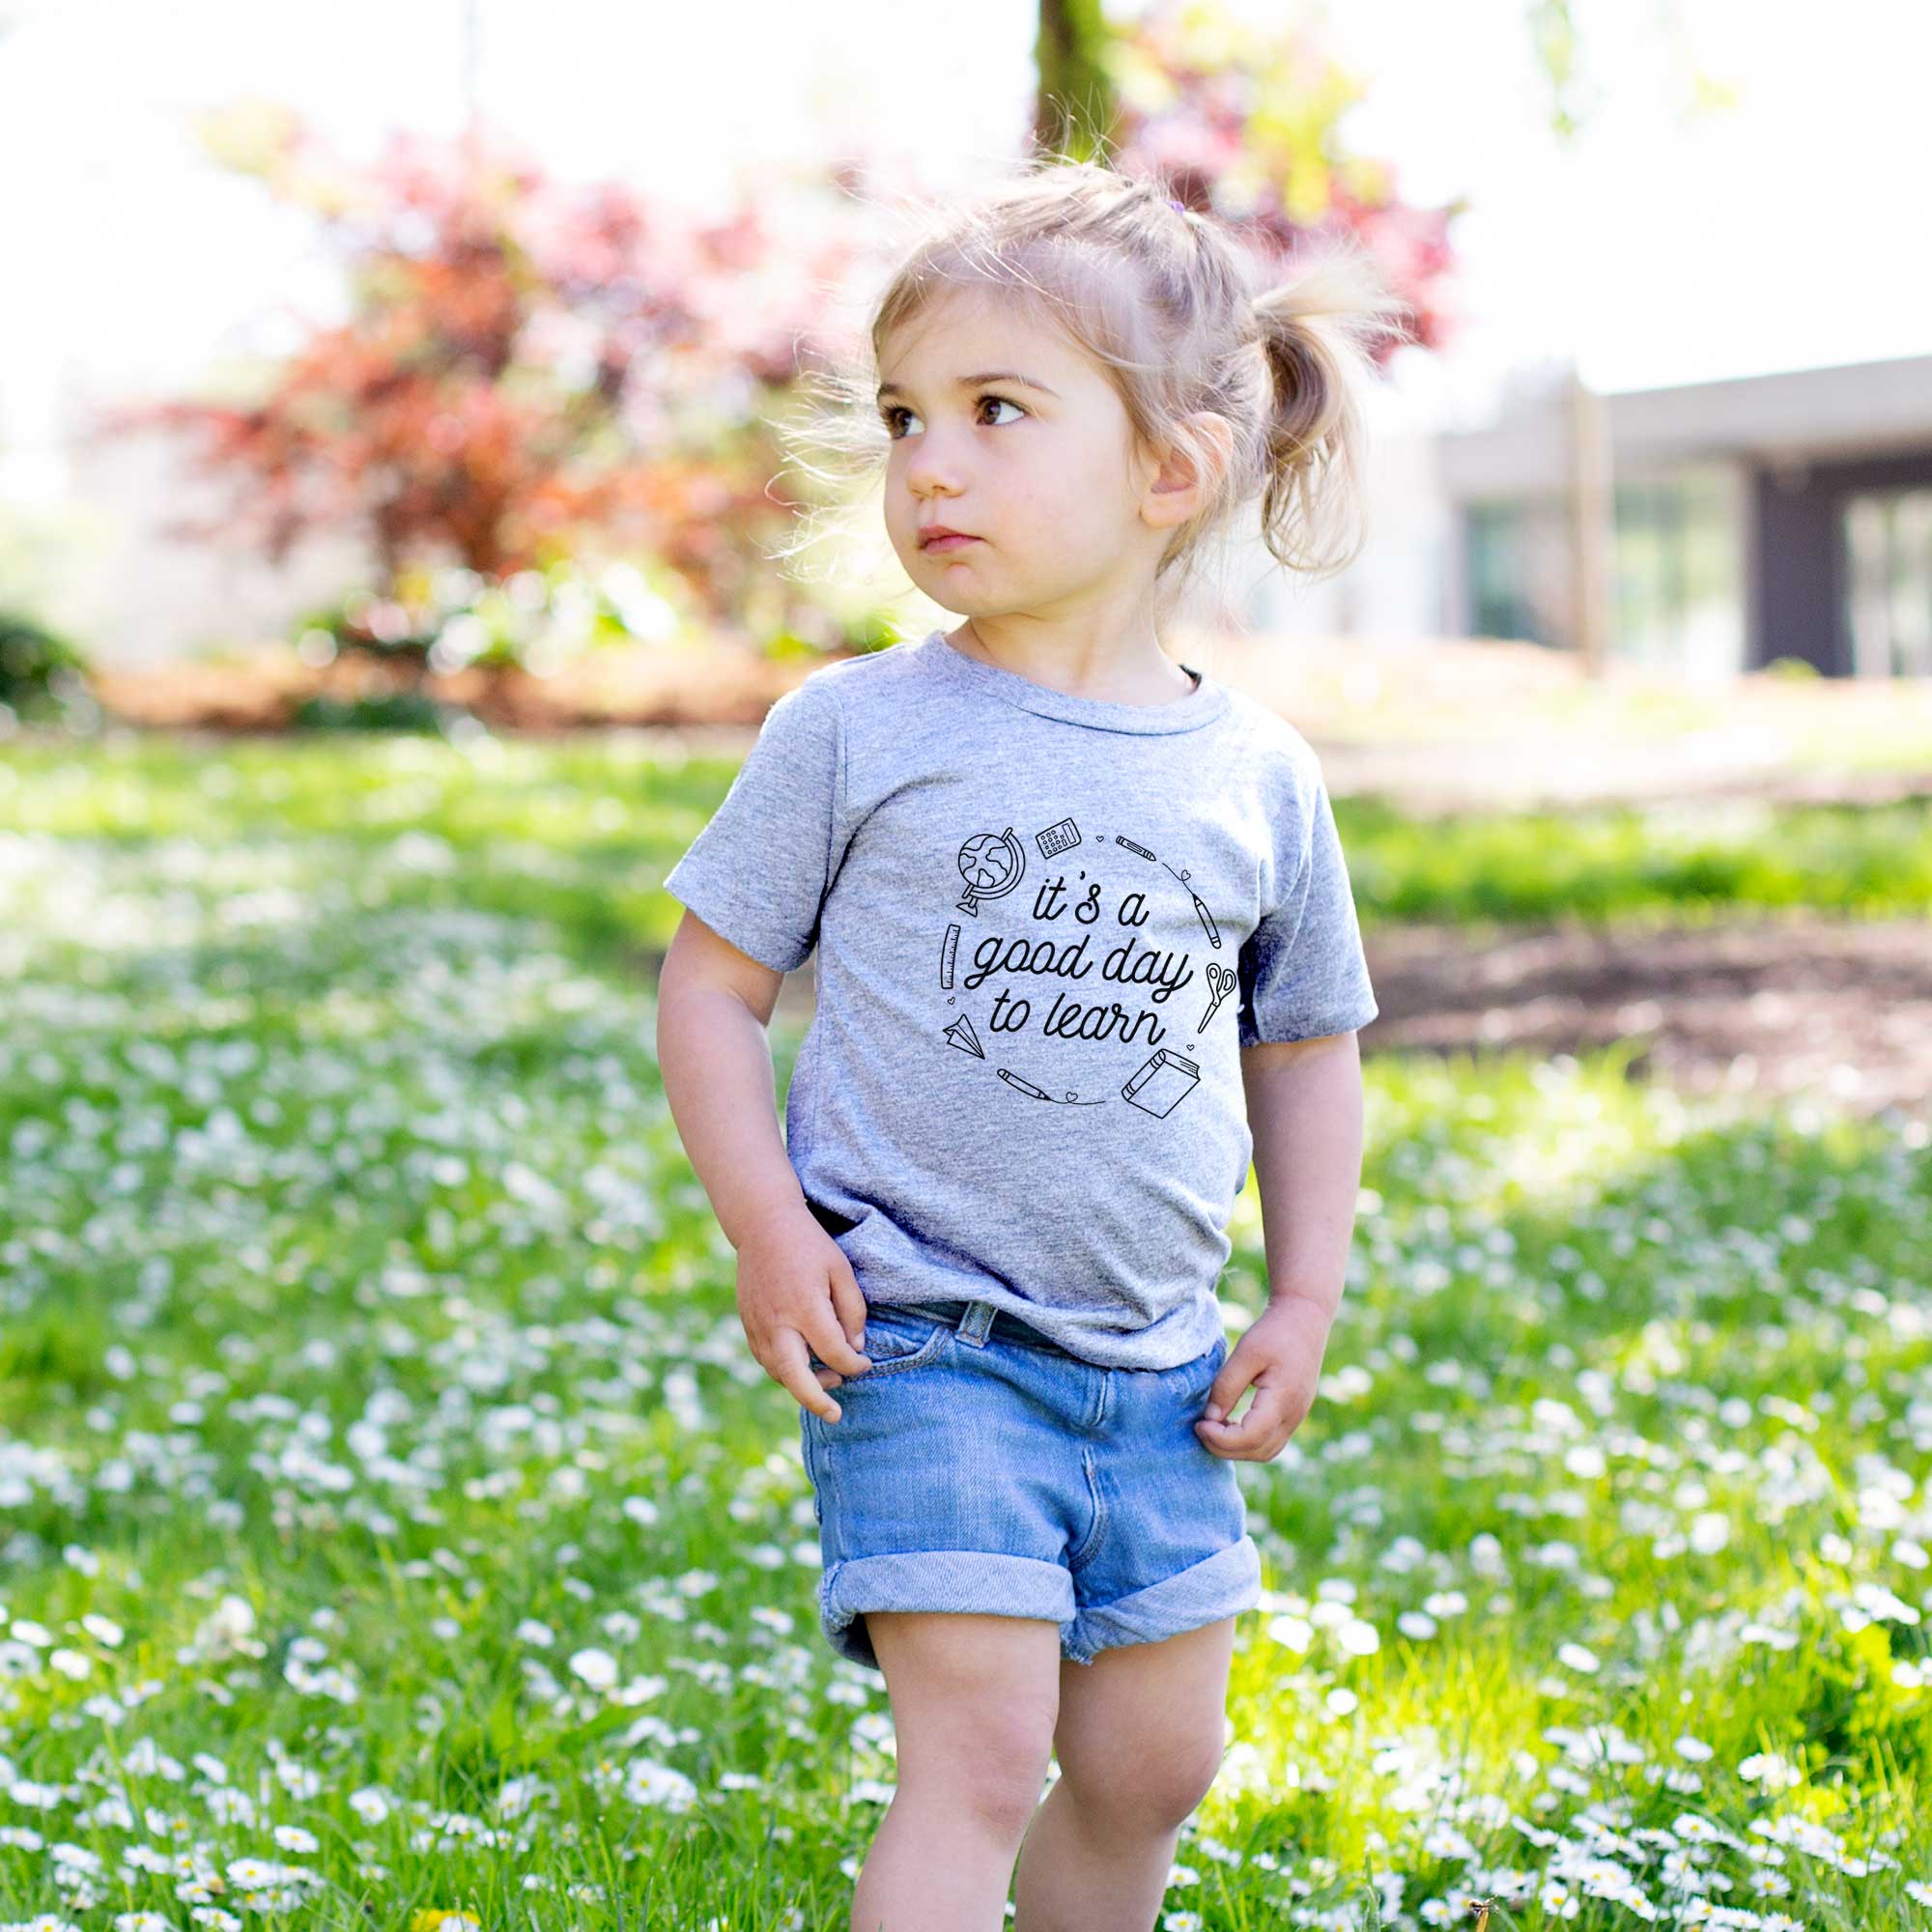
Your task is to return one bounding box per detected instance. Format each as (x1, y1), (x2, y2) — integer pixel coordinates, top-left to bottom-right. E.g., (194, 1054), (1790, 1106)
(1010, 1616), (1237, 1932)
(856, 1608), (1064, 1932)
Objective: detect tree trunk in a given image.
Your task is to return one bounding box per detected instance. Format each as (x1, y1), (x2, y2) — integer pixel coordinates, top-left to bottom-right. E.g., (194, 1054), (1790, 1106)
(1034, 0), (1119, 160)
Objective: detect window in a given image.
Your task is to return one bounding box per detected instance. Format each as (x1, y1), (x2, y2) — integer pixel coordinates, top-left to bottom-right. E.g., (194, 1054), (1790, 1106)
(1844, 487), (1932, 677)
(1463, 467), (1744, 677)
(1466, 497), (1567, 646)
(1610, 466), (1743, 679)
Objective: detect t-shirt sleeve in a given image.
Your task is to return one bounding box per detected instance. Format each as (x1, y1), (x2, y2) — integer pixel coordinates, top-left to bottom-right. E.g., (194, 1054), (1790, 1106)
(1236, 761), (1378, 1047)
(662, 677), (843, 974)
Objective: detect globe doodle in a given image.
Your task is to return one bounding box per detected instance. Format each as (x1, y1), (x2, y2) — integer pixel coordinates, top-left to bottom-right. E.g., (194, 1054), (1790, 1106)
(955, 827), (1025, 916)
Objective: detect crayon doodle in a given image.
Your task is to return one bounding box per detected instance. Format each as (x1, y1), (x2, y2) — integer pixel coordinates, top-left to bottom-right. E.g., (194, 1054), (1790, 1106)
(1162, 857), (1221, 947)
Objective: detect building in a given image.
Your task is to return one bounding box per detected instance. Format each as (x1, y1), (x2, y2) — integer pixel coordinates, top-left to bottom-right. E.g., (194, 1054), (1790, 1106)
(1250, 350), (1932, 683)
(1440, 351), (1932, 680)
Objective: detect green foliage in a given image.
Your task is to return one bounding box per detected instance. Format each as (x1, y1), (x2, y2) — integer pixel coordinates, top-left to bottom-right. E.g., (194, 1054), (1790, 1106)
(839, 609), (909, 656)
(295, 557), (694, 689)
(291, 689), (455, 733)
(0, 605), (91, 724)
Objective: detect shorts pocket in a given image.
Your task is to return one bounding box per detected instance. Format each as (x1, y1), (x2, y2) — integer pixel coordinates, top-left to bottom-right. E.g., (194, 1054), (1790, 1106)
(1179, 1332), (1229, 1406)
(856, 1304), (952, 1377)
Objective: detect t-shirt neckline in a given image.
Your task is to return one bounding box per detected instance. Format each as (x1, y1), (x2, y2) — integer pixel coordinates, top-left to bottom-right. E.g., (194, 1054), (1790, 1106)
(916, 628), (1229, 735)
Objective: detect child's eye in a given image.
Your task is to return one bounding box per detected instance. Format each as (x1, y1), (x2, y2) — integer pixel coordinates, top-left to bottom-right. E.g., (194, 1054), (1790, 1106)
(879, 394), (1028, 440)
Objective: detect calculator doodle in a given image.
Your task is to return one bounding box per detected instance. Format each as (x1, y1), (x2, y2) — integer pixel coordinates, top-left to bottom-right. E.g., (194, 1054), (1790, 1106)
(1035, 816), (1081, 858)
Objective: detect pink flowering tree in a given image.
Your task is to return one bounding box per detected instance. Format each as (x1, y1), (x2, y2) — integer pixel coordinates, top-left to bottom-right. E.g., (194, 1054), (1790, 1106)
(82, 106), (866, 641)
(1098, 0), (1464, 360)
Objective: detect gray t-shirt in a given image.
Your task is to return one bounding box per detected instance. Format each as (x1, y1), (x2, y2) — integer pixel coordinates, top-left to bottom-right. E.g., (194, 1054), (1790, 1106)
(663, 628), (1378, 1370)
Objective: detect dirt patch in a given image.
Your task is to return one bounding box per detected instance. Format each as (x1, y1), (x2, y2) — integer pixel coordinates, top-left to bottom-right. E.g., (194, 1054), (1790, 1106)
(1360, 911), (1932, 1123)
(1318, 740), (1932, 815)
(1183, 631), (1932, 814)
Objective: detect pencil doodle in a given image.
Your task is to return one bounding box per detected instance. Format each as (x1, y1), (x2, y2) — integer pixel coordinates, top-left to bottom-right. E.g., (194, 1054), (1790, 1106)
(997, 1067), (1106, 1104)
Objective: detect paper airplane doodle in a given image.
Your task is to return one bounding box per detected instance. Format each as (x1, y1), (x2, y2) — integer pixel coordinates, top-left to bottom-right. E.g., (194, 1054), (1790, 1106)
(943, 1011), (985, 1059)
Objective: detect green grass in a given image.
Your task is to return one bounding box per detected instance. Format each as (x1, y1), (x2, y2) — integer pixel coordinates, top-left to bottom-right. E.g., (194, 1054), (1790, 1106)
(1335, 792), (1932, 925)
(0, 735), (1926, 1927)
(2, 734), (1928, 960)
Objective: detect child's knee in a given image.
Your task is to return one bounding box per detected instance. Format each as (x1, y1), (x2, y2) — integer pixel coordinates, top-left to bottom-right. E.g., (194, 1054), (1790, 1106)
(868, 1610), (1061, 1833)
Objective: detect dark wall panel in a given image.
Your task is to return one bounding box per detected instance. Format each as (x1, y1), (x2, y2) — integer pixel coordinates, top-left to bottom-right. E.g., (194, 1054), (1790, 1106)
(1750, 446), (1932, 674)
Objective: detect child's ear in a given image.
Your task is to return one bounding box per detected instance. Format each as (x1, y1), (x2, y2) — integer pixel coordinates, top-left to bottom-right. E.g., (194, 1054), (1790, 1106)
(1145, 412), (1235, 521)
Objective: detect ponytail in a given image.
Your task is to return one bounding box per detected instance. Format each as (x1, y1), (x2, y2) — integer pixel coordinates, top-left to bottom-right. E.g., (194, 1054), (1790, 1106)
(1251, 244), (1410, 580)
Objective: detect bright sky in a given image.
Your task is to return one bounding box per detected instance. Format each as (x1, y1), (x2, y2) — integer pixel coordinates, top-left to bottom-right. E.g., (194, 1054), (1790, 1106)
(1, 0), (1927, 469)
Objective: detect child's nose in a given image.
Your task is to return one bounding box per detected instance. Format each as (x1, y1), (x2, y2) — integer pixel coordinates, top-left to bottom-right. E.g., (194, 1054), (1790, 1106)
(904, 437), (971, 493)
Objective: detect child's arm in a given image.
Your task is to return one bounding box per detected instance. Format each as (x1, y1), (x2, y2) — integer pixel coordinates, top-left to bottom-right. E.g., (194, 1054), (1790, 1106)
(1194, 1031), (1365, 1462)
(1203, 734), (1376, 1464)
(1240, 1031), (1366, 1321)
(656, 908), (873, 1423)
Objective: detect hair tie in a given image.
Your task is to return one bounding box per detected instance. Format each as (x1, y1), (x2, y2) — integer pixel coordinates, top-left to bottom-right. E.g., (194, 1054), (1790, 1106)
(1168, 198), (1186, 213)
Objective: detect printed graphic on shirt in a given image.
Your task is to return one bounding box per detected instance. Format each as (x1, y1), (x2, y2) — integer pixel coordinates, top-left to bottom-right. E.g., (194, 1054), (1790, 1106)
(937, 813), (1233, 1115)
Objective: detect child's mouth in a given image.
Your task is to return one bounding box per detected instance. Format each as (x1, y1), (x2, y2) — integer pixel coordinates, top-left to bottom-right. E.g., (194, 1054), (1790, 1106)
(922, 534), (981, 554)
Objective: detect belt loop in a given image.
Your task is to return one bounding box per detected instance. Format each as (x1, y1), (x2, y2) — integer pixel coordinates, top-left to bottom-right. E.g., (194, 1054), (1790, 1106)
(956, 1300), (995, 1348)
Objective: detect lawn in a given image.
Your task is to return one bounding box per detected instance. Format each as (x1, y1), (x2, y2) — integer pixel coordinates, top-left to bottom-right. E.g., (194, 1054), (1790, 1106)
(0, 732), (1926, 1929)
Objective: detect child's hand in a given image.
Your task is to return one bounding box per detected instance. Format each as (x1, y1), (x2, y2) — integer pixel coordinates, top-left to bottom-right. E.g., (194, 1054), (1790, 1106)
(734, 1206), (873, 1424)
(1194, 1295), (1333, 1462)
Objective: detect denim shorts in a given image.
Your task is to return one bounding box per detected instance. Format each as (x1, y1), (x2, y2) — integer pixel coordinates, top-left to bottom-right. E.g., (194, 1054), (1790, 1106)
(799, 1296), (1263, 1672)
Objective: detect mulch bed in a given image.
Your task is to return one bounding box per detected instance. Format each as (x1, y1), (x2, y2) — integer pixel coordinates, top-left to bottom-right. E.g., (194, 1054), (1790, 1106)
(86, 640), (818, 732)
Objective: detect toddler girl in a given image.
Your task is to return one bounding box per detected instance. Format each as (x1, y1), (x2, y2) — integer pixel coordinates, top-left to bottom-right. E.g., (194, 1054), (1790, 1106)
(656, 156), (1404, 1932)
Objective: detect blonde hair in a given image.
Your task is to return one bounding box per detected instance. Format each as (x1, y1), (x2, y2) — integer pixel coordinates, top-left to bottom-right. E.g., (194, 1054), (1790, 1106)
(773, 153), (1413, 623)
